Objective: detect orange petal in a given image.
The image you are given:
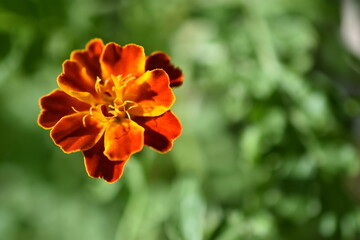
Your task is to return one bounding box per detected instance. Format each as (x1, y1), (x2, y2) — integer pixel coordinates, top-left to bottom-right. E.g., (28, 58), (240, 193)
(50, 113), (105, 153)
(133, 111), (182, 152)
(38, 89), (90, 129)
(125, 69), (175, 117)
(83, 137), (126, 183)
(146, 52), (183, 87)
(104, 119), (144, 161)
(70, 39), (104, 81)
(100, 43), (145, 79)
(57, 60), (99, 100)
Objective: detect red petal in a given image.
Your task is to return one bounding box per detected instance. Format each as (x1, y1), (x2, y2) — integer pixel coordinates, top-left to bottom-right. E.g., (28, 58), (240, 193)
(104, 119), (144, 161)
(133, 111), (182, 152)
(57, 60), (99, 100)
(100, 43), (145, 79)
(83, 137), (126, 183)
(145, 52), (183, 87)
(38, 89), (90, 129)
(50, 113), (105, 153)
(125, 69), (175, 117)
(70, 39), (104, 81)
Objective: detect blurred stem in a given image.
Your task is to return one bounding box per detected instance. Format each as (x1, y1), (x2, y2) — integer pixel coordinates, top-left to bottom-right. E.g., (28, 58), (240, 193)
(114, 160), (148, 240)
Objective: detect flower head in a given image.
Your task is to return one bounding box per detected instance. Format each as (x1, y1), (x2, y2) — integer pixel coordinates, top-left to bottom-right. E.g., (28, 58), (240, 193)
(38, 39), (183, 183)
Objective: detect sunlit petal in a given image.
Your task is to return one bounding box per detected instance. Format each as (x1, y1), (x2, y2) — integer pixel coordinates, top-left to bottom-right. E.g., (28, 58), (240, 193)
(38, 89), (90, 129)
(71, 38), (104, 80)
(146, 52), (183, 87)
(51, 113), (105, 153)
(104, 119), (144, 161)
(133, 110), (182, 152)
(57, 60), (99, 99)
(125, 69), (175, 117)
(100, 43), (145, 79)
(83, 137), (127, 183)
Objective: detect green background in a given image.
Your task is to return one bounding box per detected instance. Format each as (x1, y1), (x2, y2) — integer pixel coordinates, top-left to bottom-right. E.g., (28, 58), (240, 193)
(1, 0), (360, 239)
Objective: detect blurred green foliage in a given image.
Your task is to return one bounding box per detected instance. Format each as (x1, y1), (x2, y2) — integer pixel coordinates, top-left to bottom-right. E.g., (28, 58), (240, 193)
(1, 0), (360, 239)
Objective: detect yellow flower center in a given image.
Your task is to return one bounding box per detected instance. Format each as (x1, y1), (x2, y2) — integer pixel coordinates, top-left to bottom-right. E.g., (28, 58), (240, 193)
(95, 75), (138, 121)
(102, 99), (137, 120)
(75, 75), (139, 127)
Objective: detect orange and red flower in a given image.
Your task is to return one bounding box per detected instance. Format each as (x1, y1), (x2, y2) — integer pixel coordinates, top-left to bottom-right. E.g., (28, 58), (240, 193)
(38, 39), (183, 183)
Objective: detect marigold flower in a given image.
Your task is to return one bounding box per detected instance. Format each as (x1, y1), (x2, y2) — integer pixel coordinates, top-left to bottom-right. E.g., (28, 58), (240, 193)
(38, 39), (183, 183)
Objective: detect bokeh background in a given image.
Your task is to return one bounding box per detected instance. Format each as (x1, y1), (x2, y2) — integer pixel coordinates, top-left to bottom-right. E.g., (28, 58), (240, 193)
(1, 0), (360, 239)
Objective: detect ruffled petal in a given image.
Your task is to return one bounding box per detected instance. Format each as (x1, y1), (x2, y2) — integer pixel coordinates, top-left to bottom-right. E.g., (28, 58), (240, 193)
(38, 89), (90, 129)
(57, 60), (99, 100)
(50, 113), (105, 153)
(124, 69), (175, 117)
(133, 111), (182, 152)
(70, 39), (104, 81)
(83, 137), (126, 183)
(146, 52), (183, 87)
(100, 43), (145, 79)
(104, 119), (144, 161)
